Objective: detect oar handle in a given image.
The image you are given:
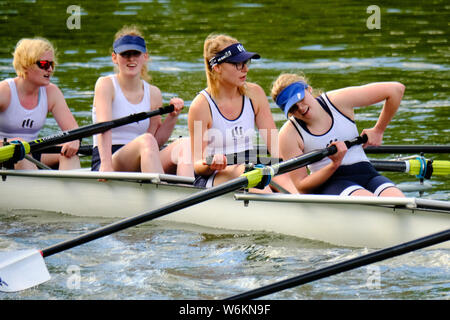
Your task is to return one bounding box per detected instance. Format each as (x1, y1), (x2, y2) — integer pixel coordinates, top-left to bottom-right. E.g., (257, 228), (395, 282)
(204, 135), (368, 167)
(31, 145), (93, 155)
(31, 104), (175, 153)
(204, 152), (281, 166)
(365, 145), (450, 154)
(327, 134), (368, 155)
(276, 134), (368, 175)
(0, 105), (174, 163)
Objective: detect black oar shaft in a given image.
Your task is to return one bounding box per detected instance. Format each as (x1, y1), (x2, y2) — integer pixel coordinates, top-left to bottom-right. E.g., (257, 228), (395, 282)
(30, 105), (174, 153)
(276, 135), (367, 174)
(371, 160), (407, 173)
(365, 145), (450, 154)
(41, 176), (249, 258)
(227, 229), (450, 300)
(42, 136), (367, 258)
(34, 145), (93, 155)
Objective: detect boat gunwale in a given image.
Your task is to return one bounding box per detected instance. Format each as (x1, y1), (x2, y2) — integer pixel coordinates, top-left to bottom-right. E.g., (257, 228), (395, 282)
(234, 193), (450, 214)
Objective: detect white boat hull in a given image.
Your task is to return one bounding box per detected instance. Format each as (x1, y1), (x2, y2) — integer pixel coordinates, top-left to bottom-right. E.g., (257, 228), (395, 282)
(1, 169), (449, 249)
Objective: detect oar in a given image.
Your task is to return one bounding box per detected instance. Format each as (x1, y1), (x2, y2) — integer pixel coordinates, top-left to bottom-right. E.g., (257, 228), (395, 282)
(226, 228), (450, 300)
(0, 135), (367, 292)
(0, 105), (174, 164)
(34, 144), (94, 156)
(204, 144), (450, 164)
(364, 145), (450, 154)
(371, 159), (450, 178)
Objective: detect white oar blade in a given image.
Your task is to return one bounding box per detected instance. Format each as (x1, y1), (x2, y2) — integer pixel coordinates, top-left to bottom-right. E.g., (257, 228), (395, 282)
(0, 249), (50, 292)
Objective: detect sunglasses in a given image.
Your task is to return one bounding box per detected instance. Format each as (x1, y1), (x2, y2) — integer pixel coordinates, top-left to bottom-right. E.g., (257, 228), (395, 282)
(36, 60), (55, 71)
(229, 59), (251, 71)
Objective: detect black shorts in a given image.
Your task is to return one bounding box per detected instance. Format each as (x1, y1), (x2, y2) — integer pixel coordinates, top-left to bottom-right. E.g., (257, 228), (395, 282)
(315, 162), (395, 196)
(193, 171), (218, 188)
(91, 145), (124, 171)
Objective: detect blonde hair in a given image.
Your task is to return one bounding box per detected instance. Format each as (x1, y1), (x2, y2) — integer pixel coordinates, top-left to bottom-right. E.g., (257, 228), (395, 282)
(113, 25), (150, 82)
(270, 73), (321, 103)
(203, 33), (246, 98)
(13, 38), (56, 78)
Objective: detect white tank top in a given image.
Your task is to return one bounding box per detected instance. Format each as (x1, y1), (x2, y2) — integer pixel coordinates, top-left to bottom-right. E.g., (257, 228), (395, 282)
(200, 89), (255, 156)
(93, 75), (151, 146)
(0, 78), (48, 141)
(290, 92), (369, 173)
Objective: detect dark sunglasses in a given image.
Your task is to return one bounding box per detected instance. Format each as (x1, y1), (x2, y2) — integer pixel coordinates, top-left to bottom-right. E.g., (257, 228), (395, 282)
(118, 50), (142, 58)
(229, 59), (251, 71)
(36, 60), (55, 70)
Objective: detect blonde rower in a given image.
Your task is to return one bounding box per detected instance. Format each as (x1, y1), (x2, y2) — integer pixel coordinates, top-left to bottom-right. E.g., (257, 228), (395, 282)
(188, 34), (297, 193)
(92, 26), (193, 176)
(0, 37), (80, 170)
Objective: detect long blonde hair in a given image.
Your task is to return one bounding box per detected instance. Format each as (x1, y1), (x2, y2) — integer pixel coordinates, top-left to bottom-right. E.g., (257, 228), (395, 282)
(113, 25), (151, 82)
(203, 33), (246, 98)
(13, 38), (56, 79)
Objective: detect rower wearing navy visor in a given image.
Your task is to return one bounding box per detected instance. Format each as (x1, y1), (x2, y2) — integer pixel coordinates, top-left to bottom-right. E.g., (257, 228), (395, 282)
(91, 26), (193, 177)
(188, 34), (297, 193)
(271, 73), (405, 197)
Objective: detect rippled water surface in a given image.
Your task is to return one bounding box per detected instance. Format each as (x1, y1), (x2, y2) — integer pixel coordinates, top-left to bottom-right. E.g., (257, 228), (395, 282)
(0, 0), (449, 300)
(1, 211), (449, 300)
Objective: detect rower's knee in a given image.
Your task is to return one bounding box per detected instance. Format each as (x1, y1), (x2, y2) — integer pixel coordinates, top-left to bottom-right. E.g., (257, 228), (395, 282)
(139, 133), (159, 152)
(173, 137), (191, 163)
(349, 188), (375, 197)
(379, 186), (405, 197)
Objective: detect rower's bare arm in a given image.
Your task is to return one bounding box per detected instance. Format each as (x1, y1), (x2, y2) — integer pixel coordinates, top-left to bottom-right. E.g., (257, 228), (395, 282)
(250, 83), (279, 158)
(93, 76), (115, 170)
(154, 95), (184, 147)
(47, 84), (79, 131)
(188, 94), (217, 176)
(279, 122), (308, 193)
(46, 83), (80, 156)
(0, 80), (11, 113)
(328, 82), (405, 146)
(279, 123), (348, 194)
(147, 85), (166, 146)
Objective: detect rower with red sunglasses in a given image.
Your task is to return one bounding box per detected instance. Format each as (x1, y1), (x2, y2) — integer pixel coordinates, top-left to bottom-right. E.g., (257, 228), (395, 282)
(0, 37), (80, 170)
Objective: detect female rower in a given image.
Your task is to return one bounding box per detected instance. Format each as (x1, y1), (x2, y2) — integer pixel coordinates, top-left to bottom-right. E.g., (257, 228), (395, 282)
(0, 37), (80, 170)
(271, 73), (405, 197)
(91, 26), (193, 176)
(188, 34), (297, 193)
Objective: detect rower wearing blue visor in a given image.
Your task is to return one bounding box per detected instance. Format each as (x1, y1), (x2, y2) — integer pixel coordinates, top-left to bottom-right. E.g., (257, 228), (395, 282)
(271, 73), (405, 197)
(91, 26), (193, 177)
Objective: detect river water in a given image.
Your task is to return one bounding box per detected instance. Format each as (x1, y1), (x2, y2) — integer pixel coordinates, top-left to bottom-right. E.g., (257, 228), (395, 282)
(0, 0), (448, 300)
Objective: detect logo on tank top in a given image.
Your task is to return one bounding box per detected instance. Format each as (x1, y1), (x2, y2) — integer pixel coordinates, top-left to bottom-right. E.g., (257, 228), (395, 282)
(0, 277), (8, 288)
(231, 126), (244, 141)
(22, 118), (34, 129)
(326, 138), (338, 147)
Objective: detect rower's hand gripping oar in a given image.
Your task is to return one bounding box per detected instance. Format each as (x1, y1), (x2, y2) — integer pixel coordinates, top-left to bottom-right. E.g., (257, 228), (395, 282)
(0, 135), (366, 292)
(0, 105), (174, 165)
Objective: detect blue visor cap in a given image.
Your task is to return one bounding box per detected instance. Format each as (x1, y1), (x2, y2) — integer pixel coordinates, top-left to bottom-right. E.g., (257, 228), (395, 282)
(209, 43), (260, 68)
(276, 82), (309, 118)
(113, 35), (147, 54)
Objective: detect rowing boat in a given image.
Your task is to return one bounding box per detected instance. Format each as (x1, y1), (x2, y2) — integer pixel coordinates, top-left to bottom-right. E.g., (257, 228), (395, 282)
(1, 168), (448, 249)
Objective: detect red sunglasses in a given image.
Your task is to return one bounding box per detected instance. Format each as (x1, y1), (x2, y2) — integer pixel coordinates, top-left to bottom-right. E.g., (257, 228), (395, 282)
(36, 60), (55, 70)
